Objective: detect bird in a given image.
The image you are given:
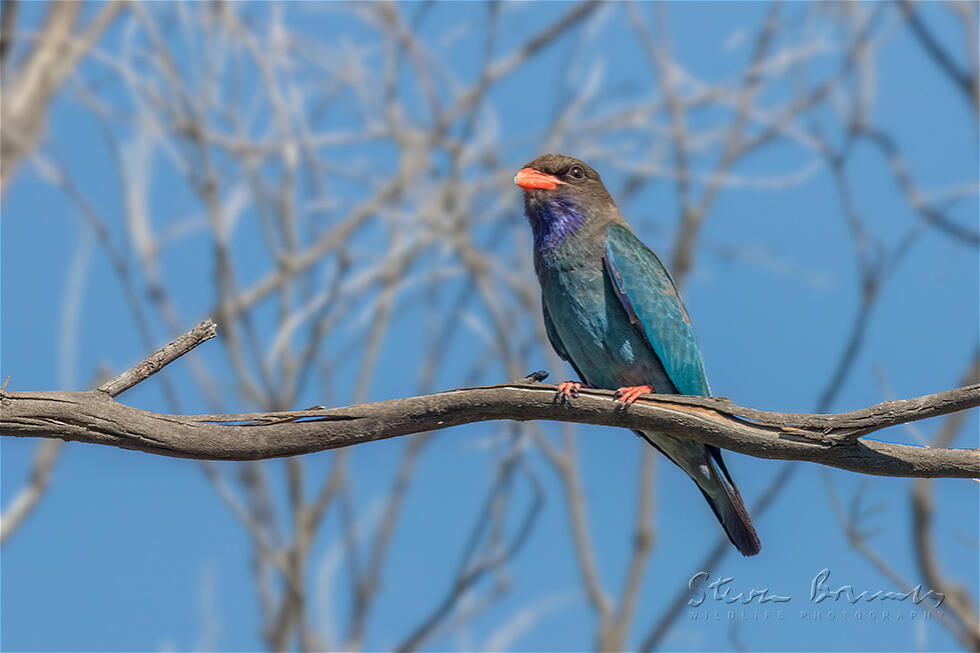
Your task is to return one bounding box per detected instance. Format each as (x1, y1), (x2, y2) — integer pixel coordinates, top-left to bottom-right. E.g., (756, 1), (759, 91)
(515, 153), (761, 556)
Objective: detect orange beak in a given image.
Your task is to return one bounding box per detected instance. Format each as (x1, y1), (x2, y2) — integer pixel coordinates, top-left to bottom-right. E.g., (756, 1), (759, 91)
(514, 167), (564, 191)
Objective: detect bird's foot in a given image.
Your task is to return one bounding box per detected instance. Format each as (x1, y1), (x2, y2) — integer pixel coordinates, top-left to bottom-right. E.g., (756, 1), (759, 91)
(614, 384), (654, 406)
(555, 381), (582, 401)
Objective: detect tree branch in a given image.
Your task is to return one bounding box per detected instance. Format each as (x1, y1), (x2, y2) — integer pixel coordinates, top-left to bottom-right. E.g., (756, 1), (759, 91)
(1, 377), (977, 478)
(0, 438), (62, 543)
(0, 0), (124, 191)
(1, 321), (977, 476)
(97, 319), (217, 398)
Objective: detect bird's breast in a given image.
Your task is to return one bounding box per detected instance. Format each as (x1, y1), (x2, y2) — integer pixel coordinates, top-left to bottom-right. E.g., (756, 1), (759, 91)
(539, 257), (674, 392)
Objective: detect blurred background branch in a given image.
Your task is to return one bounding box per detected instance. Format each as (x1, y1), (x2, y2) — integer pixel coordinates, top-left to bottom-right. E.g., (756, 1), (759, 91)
(2, 1), (976, 651)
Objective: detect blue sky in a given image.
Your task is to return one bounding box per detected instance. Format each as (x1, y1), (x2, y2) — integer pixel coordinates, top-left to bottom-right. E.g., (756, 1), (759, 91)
(2, 2), (977, 651)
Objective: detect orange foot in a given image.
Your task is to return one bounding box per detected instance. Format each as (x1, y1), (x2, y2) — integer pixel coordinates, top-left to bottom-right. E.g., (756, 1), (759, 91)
(555, 381), (582, 400)
(614, 384), (654, 405)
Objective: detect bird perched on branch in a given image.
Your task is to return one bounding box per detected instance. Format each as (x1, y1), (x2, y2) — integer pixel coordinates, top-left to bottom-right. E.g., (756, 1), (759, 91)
(515, 153), (761, 556)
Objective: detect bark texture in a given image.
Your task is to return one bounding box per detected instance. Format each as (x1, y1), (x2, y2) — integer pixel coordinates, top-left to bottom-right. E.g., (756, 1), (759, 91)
(2, 381), (977, 478)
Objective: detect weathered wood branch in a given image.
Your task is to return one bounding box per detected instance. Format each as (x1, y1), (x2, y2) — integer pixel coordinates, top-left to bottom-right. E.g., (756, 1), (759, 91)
(1, 382), (977, 477)
(98, 319), (217, 398)
(1, 322), (977, 478)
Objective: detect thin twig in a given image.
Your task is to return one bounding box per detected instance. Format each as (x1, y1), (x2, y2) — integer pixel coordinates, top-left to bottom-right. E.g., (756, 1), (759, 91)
(97, 319), (218, 398)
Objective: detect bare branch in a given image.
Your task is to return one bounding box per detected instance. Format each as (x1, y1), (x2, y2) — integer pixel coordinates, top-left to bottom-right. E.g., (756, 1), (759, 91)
(0, 0), (124, 190)
(3, 376), (977, 477)
(911, 352), (980, 650)
(97, 319), (218, 398)
(899, 0), (979, 110)
(547, 425), (613, 621)
(0, 439), (62, 543)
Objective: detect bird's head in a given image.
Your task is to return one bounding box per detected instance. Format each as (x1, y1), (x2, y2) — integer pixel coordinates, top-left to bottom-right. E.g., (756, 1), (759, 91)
(515, 154), (616, 253)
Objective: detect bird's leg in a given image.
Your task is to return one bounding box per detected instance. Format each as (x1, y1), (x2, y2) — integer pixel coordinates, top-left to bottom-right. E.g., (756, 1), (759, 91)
(555, 381), (582, 401)
(614, 384), (654, 405)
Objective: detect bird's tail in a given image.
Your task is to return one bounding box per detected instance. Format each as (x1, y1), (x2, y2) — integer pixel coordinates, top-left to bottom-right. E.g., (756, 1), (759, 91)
(637, 431), (761, 556)
(695, 449), (761, 556)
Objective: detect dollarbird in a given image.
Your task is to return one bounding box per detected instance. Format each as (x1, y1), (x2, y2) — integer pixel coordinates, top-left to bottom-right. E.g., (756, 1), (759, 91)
(515, 153), (761, 556)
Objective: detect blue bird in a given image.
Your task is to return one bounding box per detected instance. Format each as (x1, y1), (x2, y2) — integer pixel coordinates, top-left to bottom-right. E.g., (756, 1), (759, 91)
(516, 154), (761, 556)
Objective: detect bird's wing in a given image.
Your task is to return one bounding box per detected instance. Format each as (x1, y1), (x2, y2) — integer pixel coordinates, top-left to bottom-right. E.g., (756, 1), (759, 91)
(603, 223), (710, 396)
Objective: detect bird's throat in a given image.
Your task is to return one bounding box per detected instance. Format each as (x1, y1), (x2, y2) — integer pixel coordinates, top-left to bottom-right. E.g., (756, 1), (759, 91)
(527, 197), (586, 254)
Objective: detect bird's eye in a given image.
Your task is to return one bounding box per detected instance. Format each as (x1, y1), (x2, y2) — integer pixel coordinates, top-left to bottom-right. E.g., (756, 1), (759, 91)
(568, 165), (585, 180)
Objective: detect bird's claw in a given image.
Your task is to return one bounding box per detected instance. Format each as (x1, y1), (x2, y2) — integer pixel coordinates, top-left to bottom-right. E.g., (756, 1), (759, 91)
(555, 381), (581, 401)
(614, 384), (654, 406)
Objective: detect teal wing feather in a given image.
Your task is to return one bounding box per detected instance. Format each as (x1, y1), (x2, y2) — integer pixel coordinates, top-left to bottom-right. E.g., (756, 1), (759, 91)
(603, 224), (710, 396)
